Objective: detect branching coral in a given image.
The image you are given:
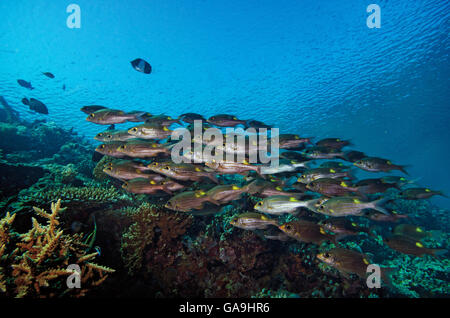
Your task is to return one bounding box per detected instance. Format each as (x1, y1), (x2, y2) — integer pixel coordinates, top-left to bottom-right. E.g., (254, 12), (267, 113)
(18, 184), (128, 207)
(0, 200), (114, 298)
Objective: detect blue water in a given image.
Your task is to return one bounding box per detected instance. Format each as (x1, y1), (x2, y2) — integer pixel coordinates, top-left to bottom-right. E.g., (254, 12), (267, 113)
(1, 0), (449, 208)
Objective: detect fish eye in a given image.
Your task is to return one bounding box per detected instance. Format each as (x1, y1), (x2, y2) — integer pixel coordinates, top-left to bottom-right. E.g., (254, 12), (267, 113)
(132, 128), (137, 132)
(90, 114), (95, 117)
(285, 225), (292, 230)
(100, 145), (105, 148)
(324, 253), (330, 258)
(257, 202), (262, 206)
(163, 166), (170, 171)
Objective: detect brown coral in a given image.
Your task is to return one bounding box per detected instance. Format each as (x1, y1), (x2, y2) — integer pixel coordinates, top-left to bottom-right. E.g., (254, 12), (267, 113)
(0, 200), (114, 298)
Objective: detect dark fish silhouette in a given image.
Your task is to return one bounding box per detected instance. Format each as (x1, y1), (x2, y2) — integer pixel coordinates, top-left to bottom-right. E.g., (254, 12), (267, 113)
(80, 105), (107, 114)
(130, 58), (152, 74)
(62, 84), (66, 90)
(22, 98), (48, 115)
(42, 72), (55, 78)
(17, 79), (34, 90)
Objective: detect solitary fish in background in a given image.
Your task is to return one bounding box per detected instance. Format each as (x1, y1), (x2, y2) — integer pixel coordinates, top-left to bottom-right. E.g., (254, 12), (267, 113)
(21, 98), (48, 114)
(62, 84), (66, 90)
(81, 105), (108, 114)
(399, 187), (446, 200)
(17, 79), (34, 90)
(42, 72), (55, 78)
(317, 248), (394, 283)
(384, 235), (446, 258)
(278, 220), (335, 245)
(230, 212), (279, 230)
(353, 157), (408, 174)
(130, 58), (152, 74)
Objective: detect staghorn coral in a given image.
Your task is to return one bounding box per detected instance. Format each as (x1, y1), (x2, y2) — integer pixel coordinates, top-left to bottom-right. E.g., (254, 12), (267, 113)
(0, 200), (114, 298)
(120, 203), (193, 276)
(18, 183), (129, 207)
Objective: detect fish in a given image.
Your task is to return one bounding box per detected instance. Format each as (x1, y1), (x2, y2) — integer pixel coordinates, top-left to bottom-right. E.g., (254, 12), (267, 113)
(206, 184), (246, 204)
(279, 151), (310, 162)
(363, 210), (408, 222)
(17, 79), (34, 90)
(130, 58), (152, 74)
(392, 224), (435, 241)
(207, 114), (247, 127)
(318, 161), (350, 170)
(297, 167), (351, 184)
(103, 160), (163, 181)
(62, 84), (66, 90)
(314, 196), (389, 217)
(87, 109), (145, 125)
(384, 235), (446, 258)
(127, 123), (172, 139)
(245, 120), (272, 129)
(353, 157), (408, 174)
(260, 159), (310, 175)
(244, 180), (304, 198)
(317, 248), (393, 282)
(42, 72), (55, 78)
(355, 178), (399, 194)
(147, 161), (219, 183)
(165, 190), (220, 212)
(122, 178), (176, 194)
(116, 140), (171, 158)
(380, 176), (419, 187)
(399, 187), (446, 200)
(342, 150), (366, 163)
(230, 212), (279, 230)
(94, 130), (135, 142)
(316, 138), (351, 149)
(95, 142), (127, 158)
(205, 159), (262, 176)
(22, 98), (48, 114)
(278, 220), (334, 245)
(320, 219), (372, 241)
(179, 113), (205, 123)
(306, 178), (363, 197)
(254, 195), (318, 215)
(81, 105), (108, 114)
(304, 146), (344, 159)
(278, 134), (312, 149)
(144, 114), (180, 126)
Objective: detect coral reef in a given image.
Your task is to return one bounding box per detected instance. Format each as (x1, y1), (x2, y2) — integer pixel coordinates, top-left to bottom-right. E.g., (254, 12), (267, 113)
(0, 200), (114, 298)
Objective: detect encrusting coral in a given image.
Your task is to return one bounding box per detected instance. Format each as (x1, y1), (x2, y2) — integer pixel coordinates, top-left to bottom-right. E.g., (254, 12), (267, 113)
(120, 202), (193, 276)
(0, 199), (114, 298)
